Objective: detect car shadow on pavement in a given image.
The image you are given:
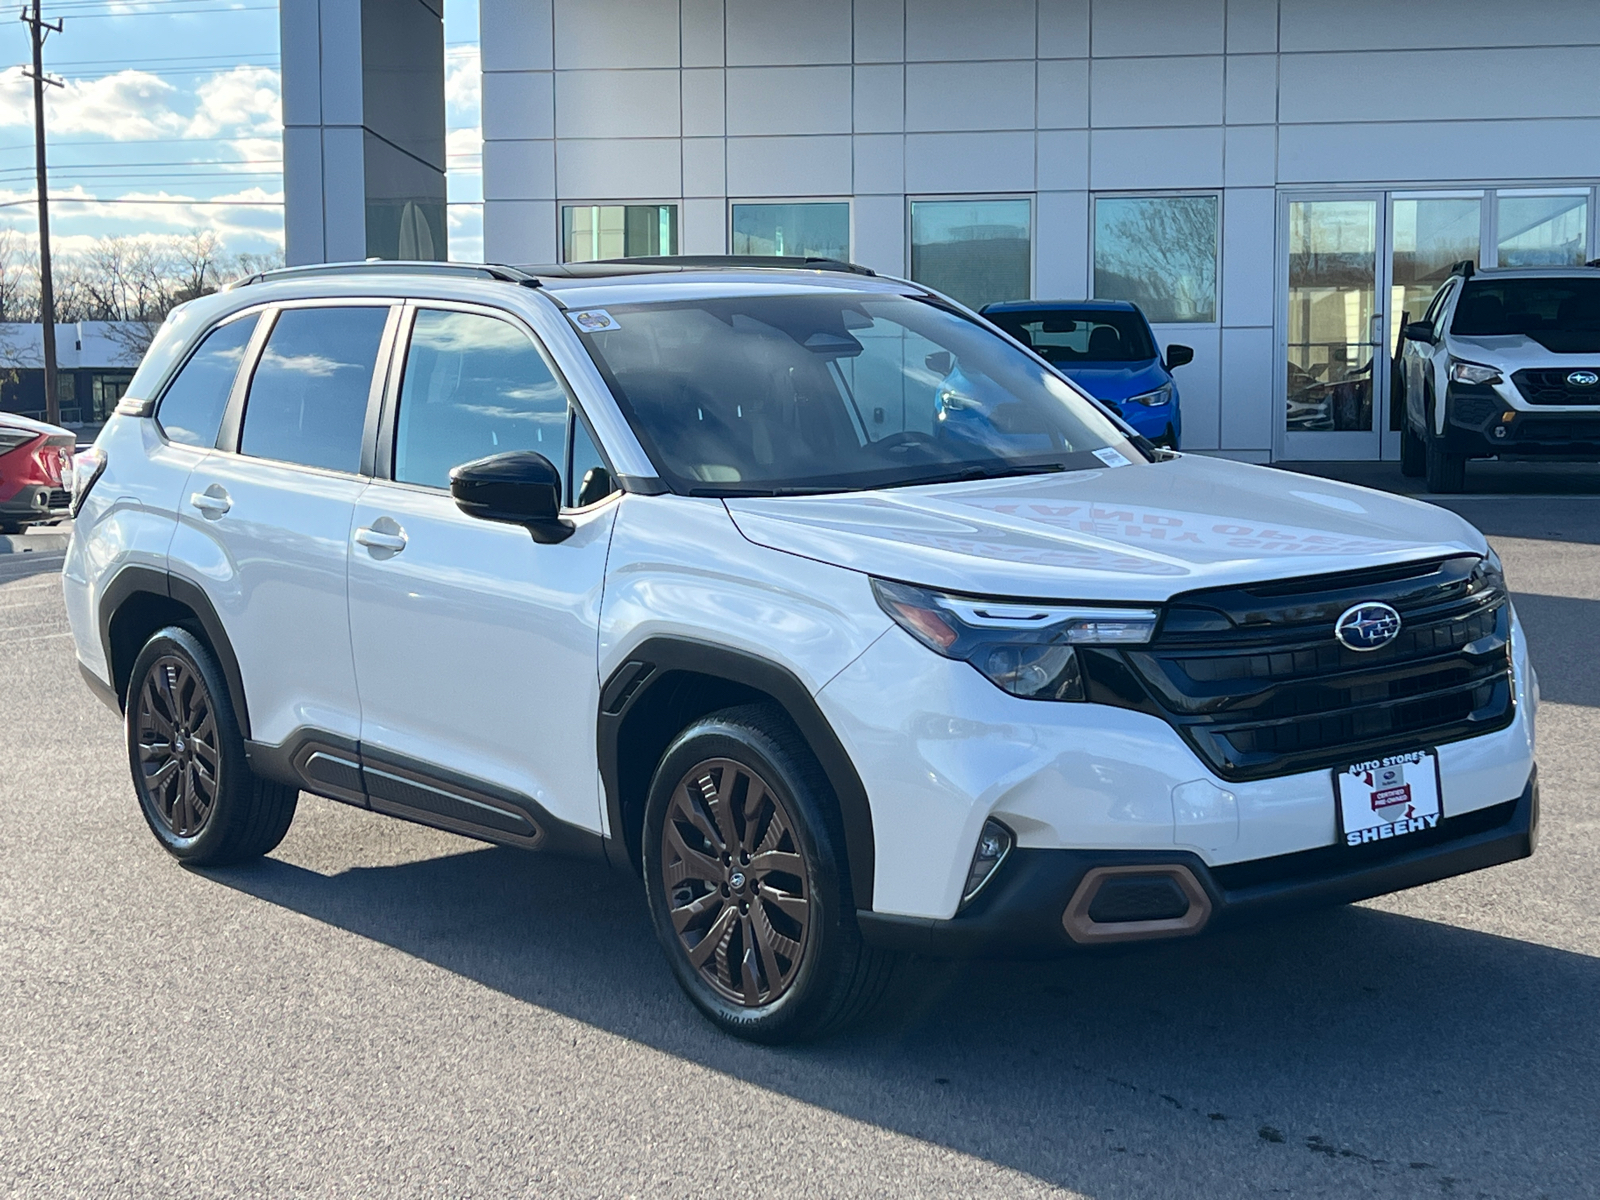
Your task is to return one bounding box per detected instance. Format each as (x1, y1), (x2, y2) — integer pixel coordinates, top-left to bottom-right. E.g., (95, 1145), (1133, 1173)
(205, 843), (1600, 1197)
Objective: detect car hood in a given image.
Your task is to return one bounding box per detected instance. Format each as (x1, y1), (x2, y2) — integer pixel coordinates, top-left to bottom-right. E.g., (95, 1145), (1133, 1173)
(724, 454), (1488, 602)
(1054, 359), (1168, 402)
(1448, 332), (1600, 362)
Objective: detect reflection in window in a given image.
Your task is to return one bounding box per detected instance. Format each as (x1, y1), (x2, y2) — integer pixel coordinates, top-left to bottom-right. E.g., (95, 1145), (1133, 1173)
(562, 204), (677, 263)
(1497, 194), (1588, 267)
(240, 307), (389, 473)
(156, 314), (258, 447)
(1094, 195), (1218, 324)
(909, 199), (1030, 311)
(1390, 197), (1480, 354)
(395, 309), (570, 490)
(1285, 199), (1376, 433)
(732, 203), (850, 260)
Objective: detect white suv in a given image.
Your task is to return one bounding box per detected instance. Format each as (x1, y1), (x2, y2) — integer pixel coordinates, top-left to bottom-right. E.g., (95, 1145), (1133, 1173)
(64, 259), (1538, 1042)
(1398, 262), (1600, 492)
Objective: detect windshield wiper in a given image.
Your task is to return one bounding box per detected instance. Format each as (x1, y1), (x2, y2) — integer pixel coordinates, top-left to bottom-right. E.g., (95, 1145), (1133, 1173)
(885, 461), (1069, 489)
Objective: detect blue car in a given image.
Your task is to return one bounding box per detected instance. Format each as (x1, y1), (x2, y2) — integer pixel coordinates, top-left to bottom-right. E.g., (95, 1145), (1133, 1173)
(980, 299), (1191, 448)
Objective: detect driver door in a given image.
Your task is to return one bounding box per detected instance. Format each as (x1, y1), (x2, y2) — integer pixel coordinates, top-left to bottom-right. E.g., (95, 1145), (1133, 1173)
(347, 302), (619, 842)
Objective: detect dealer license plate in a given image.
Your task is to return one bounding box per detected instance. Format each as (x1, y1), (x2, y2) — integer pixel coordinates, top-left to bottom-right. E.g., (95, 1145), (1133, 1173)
(1334, 750), (1443, 848)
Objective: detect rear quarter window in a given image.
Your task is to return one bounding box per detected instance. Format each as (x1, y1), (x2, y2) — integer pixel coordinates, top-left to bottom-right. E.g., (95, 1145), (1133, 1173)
(155, 314), (259, 448)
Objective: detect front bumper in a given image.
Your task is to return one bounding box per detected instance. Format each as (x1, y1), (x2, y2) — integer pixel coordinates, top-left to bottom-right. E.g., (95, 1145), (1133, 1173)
(1443, 383), (1600, 460)
(0, 484), (70, 521)
(860, 768), (1537, 956)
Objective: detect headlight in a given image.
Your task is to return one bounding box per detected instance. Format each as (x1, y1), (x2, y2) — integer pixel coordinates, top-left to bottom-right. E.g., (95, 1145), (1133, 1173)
(1449, 359), (1502, 386)
(871, 578), (1159, 700)
(70, 447), (106, 517)
(1475, 546), (1505, 593)
(1127, 383), (1174, 407)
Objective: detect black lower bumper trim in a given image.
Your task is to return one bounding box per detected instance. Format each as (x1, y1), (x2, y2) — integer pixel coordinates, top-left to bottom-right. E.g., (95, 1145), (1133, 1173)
(858, 768), (1537, 957)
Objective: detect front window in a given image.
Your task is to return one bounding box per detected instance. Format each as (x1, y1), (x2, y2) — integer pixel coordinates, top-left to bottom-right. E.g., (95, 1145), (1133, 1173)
(985, 308), (1157, 365)
(1093, 195), (1218, 324)
(571, 291), (1144, 496)
(562, 204), (678, 263)
(1451, 277), (1600, 353)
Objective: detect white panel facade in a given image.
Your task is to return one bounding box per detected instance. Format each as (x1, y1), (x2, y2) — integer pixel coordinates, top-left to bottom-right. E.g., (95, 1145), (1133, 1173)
(471, 0), (1600, 461)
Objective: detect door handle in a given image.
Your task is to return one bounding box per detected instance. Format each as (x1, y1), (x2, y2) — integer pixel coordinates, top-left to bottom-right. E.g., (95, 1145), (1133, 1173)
(355, 525), (407, 553)
(189, 487), (231, 518)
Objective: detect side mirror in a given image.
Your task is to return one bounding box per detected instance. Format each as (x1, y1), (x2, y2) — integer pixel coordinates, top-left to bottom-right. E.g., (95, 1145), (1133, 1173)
(1403, 321), (1437, 344)
(924, 350), (953, 376)
(450, 451), (573, 544)
(1164, 344), (1194, 370)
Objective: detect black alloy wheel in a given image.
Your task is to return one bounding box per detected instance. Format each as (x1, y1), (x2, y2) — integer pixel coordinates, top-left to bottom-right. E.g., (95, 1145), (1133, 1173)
(126, 626), (298, 865)
(642, 705), (895, 1042)
(659, 756), (812, 1008)
(135, 653), (221, 837)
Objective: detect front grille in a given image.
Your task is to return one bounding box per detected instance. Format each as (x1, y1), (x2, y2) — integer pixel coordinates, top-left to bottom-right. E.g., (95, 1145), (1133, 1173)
(45, 489), (69, 510)
(1083, 557), (1514, 782)
(1512, 368), (1600, 406)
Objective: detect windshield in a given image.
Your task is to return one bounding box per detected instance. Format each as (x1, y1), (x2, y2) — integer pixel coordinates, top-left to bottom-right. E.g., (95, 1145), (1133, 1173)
(572, 292), (1145, 496)
(985, 307), (1157, 365)
(1452, 277), (1600, 353)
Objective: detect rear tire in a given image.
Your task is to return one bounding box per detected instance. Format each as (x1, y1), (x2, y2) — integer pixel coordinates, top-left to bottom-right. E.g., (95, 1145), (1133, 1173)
(642, 704), (895, 1043)
(0, 520), (24, 535)
(126, 626), (298, 865)
(1400, 422), (1425, 478)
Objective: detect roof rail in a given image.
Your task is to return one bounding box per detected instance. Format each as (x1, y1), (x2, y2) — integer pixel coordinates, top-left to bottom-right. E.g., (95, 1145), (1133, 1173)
(1450, 259), (1476, 279)
(224, 260), (541, 291)
(596, 254), (877, 277)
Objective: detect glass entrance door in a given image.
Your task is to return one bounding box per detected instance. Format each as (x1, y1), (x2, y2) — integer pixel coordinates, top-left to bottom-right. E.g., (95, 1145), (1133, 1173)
(1280, 195), (1385, 460)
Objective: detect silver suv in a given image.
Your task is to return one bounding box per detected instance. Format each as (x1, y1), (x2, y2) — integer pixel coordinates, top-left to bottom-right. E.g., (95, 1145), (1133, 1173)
(1398, 262), (1600, 491)
(64, 259), (1537, 1042)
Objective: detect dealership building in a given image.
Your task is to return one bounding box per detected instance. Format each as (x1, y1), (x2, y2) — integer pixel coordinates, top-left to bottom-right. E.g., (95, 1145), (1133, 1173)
(281, 0), (1600, 462)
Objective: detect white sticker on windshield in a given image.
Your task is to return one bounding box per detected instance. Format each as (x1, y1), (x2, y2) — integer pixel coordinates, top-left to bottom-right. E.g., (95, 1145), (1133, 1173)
(568, 308), (620, 333)
(1093, 447), (1132, 468)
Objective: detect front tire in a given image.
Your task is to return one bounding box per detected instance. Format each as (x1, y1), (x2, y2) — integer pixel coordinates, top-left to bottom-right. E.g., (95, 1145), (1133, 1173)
(1400, 422), (1425, 478)
(642, 705), (894, 1043)
(1424, 424), (1467, 493)
(126, 626), (298, 865)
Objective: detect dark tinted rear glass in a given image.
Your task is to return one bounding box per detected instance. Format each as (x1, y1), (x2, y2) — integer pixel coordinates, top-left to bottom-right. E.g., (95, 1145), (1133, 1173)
(156, 314), (257, 448)
(240, 306), (389, 473)
(985, 308), (1157, 364)
(1452, 277), (1600, 352)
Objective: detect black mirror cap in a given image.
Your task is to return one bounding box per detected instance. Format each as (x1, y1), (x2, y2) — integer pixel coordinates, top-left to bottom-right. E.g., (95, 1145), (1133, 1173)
(450, 450), (574, 543)
(1403, 321), (1438, 344)
(1164, 344), (1195, 370)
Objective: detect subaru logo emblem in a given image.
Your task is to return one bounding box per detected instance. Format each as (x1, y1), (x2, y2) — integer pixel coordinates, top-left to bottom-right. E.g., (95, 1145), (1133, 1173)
(1335, 602), (1402, 652)
(1567, 370), (1599, 387)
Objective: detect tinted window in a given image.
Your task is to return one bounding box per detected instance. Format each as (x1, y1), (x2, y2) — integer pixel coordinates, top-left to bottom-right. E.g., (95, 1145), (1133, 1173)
(575, 292), (1141, 496)
(156, 314), (258, 447)
(909, 200), (1031, 310)
(1451, 278), (1600, 353)
(568, 412), (613, 507)
(986, 308), (1157, 364)
(240, 306), (389, 473)
(394, 309), (570, 489)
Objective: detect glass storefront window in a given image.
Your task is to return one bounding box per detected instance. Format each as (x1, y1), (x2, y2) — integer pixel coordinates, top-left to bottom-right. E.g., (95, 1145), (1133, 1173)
(1285, 199), (1377, 433)
(561, 204), (677, 263)
(732, 202), (850, 260)
(1094, 195), (1218, 324)
(909, 199), (1031, 311)
(1390, 196), (1480, 353)
(1496, 193), (1589, 267)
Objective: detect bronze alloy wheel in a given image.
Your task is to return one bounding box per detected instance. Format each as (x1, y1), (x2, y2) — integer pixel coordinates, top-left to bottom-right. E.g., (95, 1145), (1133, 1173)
(660, 757), (811, 1008)
(134, 655), (221, 838)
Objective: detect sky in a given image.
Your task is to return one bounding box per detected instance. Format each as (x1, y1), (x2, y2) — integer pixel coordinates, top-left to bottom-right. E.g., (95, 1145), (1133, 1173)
(0, 0), (483, 266)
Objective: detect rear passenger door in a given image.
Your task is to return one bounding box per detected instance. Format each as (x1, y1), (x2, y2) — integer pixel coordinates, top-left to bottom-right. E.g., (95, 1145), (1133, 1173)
(346, 303), (619, 841)
(172, 301), (397, 752)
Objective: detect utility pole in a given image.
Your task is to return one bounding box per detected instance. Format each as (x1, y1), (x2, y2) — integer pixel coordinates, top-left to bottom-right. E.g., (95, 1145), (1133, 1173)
(21, 0), (62, 426)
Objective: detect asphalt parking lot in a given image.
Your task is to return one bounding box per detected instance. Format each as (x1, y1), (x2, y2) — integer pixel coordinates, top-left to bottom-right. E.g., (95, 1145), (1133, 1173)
(2, 487), (1597, 1199)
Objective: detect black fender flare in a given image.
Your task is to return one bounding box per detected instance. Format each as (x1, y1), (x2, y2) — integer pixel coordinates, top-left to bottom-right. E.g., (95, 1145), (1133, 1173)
(98, 565), (252, 740)
(597, 637), (876, 909)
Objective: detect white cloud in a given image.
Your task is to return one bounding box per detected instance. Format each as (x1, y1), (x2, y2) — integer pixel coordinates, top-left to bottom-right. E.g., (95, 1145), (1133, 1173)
(187, 66), (281, 139)
(0, 66), (186, 140)
(0, 183), (285, 252)
(446, 44), (481, 115)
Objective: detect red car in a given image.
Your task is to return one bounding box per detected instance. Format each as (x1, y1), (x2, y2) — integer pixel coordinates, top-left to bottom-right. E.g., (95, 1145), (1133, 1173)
(0, 411), (75, 535)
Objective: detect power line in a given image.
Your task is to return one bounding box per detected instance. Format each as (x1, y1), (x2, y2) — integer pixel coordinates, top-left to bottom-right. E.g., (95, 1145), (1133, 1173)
(0, 196), (283, 208)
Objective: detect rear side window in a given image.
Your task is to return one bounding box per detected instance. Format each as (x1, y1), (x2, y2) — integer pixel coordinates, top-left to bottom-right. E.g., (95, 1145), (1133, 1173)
(156, 314), (258, 448)
(393, 308), (570, 490)
(240, 306), (390, 474)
